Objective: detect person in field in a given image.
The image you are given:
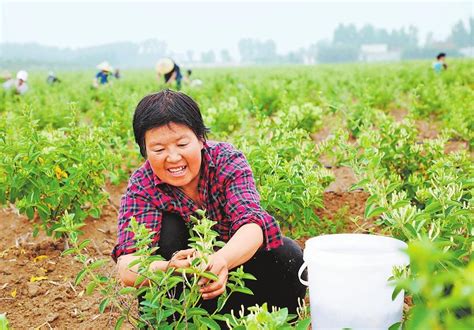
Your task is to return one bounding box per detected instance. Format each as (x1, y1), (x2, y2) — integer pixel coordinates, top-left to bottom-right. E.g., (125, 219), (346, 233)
(93, 61), (113, 88)
(432, 52), (448, 73)
(113, 90), (306, 315)
(46, 71), (61, 85)
(183, 69), (203, 88)
(156, 58), (183, 90)
(2, 70), (29, 95)
(113, 68), (121, 79)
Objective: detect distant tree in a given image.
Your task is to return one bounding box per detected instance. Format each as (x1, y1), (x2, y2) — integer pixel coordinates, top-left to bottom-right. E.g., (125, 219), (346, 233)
(220, 49), (232, 62)
(238, 39), (253, 62)
(258, 40), (277, 63)
(333, 23), (358, 45)
(449, 19), (473, 48)
(200, 50), (216, 63)
(238, 38), (277, 63)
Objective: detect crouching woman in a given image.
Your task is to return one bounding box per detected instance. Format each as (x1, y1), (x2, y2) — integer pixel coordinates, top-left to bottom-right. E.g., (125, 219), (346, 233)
(112, 89), (306, 315)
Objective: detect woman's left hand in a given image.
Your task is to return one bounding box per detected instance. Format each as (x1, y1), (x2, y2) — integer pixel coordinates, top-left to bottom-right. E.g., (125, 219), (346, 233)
(198, 253), (229, 300)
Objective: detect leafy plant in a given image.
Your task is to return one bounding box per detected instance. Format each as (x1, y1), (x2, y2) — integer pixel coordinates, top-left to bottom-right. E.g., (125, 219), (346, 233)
(395, 239), (474, 329)
(0, 111), (113, 236)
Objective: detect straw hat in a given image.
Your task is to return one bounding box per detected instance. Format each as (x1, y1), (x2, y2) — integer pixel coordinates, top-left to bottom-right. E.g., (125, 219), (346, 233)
(155, 58), (174, 74)
(96, 61), (113, 72)
(16, 70), (28, 81)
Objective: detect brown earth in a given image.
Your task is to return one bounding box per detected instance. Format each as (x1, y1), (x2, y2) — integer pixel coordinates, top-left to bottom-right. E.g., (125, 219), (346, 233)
(0, 183), (128, 330)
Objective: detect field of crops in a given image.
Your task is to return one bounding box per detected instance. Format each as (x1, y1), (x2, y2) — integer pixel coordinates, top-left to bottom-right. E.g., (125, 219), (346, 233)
(0, 60), (473, 329)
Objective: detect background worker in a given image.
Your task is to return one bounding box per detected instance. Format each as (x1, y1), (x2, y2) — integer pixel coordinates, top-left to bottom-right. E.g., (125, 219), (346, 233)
(93, 61), (113, 88)
(2, 70), (29, 95)
(156, 58), (183, 90)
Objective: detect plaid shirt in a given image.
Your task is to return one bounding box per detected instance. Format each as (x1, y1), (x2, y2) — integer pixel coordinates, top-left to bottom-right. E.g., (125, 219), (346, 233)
(112, 141), (282, 261)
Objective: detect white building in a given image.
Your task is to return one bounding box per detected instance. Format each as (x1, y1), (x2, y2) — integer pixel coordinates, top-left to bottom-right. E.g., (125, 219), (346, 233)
(359, 44), (401, 62)
(459, 47), (474, 58)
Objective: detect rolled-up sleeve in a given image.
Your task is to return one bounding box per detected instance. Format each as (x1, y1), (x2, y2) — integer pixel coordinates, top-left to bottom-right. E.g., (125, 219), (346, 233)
(222, 150), (282, 250)
(111, 183), (162, 262)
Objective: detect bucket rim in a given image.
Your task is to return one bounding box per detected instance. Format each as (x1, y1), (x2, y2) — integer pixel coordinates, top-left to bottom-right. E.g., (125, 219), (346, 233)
(304, 233), (407, 248)
(303, 233), (409, 265)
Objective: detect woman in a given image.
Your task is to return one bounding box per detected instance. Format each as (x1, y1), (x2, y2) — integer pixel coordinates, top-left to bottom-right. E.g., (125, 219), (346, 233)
(156, 58), (183, 90)
(112, 89), (306, 315)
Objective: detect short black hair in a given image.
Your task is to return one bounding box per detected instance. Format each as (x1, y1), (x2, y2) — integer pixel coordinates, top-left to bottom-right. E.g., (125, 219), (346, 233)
(437, 52), (446, 60)
(187, 69), (192, 76)
(133, 89), (209, 158)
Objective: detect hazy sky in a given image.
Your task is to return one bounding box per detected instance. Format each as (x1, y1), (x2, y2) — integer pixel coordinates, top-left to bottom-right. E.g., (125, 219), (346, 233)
(1, 1), (472, 57)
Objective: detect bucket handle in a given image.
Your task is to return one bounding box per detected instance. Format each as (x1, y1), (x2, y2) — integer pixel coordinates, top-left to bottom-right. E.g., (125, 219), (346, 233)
(298, 261), (309, 286)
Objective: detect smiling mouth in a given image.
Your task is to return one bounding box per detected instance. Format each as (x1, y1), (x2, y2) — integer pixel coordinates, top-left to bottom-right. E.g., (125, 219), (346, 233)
(167, 165), (187, 176)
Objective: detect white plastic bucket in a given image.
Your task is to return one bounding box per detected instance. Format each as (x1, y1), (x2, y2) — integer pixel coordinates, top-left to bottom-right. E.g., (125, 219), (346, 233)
(298, 234), (409, 330)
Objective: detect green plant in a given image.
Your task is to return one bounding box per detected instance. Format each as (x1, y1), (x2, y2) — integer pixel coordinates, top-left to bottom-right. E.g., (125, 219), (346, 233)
(0, 111), (113, 236)
(395, 239), (474, 329)
(0, 314), (9, 330)
(226, 302), (311, 329)
(235, 117), (334, 237)
(58, 210), (264, 329)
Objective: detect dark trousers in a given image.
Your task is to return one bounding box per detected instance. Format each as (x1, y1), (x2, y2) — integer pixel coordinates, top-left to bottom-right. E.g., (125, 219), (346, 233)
(140, 211), (307, 316)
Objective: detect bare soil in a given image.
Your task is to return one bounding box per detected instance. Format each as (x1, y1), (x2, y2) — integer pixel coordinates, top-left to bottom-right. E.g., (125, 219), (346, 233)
(0, 183), (127, 329)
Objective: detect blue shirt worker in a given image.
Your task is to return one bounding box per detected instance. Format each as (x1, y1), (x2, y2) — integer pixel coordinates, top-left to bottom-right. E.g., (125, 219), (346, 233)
(432, 53), (447, 73)
(93, 61), (113, 88)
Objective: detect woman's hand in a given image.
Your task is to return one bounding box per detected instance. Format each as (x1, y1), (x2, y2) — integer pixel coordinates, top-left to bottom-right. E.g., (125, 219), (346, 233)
(167, 248), (196, 270)
(198, 253), (229, 300)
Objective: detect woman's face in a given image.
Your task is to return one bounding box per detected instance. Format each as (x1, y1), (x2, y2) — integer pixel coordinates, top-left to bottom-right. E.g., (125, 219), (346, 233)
(145, 123), (203, 192)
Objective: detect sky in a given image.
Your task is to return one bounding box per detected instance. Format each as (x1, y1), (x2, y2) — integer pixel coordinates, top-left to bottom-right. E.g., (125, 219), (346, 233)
(1, 1), (472, 57)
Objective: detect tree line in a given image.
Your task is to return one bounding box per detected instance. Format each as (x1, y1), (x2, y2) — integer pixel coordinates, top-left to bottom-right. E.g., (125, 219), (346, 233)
(1, 18), (472, 69)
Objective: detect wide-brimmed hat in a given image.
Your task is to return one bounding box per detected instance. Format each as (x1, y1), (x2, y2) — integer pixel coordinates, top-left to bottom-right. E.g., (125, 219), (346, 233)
(16, 70), (28, 81)
(155, 58), (174, 74)
(96, 61), (113, 72)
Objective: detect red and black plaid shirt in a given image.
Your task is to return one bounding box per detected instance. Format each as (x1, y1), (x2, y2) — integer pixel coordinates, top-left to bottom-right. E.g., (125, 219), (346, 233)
(112, 141), (282, 261)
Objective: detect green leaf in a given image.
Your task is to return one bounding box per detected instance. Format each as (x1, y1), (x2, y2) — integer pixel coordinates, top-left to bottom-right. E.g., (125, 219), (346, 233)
(199, 317), (220, 330)
(388, 321), (402, 330)
(114, 315), (125, 330)
(201, 271), (219, 281)
(241, 273), (257, 281)
(62, 248), (76, 256)
(85, 281), (98, 295)
(391, 286), (403, 301)
(74, 269), (87, 285)
(118, 287), (136, 295)
(134, 275), (147, 287)
(424, 201), (442, 214)
(99, 297), (110, 313)
(295, 318), (311, 330)
(89, 207), (100, 218)
(88, 259), (108, 270)
(233, 287), (254, 295)
(365, 205), (387, 219)
(187, 307), (208, 316)
(26, 206), (34, 220)
(78, 239), (91, 250)
(349, 178), (369, 191)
